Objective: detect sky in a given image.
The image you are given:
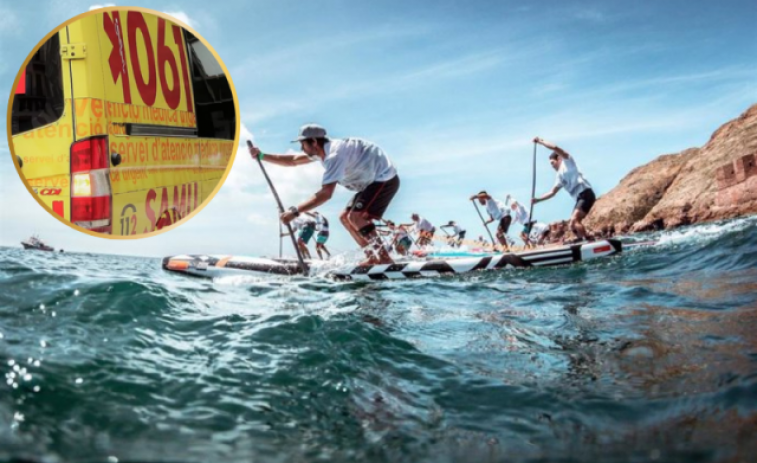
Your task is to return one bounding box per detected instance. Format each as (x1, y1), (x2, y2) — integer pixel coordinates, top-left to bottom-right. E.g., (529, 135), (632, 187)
(1, 0), (756, 258)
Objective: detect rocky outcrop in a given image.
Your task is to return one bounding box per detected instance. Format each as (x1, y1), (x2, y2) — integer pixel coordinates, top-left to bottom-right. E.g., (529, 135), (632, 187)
(584, 151), (691, 235)
(581, 103), (757, 236)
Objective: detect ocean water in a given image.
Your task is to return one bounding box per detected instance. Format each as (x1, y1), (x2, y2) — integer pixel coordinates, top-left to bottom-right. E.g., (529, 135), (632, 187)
(1, 217), (756, 463)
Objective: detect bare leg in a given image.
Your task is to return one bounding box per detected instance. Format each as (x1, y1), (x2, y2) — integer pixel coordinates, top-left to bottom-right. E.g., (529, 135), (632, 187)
(569, 209), (590, 240)
(298, 238), (312, 260)
(348, 211), (393, 264)
(340, 210), (366, 246)
(496, 230), (510, 251)
(317, 243), (331, 260)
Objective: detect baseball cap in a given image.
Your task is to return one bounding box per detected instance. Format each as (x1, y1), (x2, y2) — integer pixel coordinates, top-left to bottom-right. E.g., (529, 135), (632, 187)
(291, 124), (327, 142)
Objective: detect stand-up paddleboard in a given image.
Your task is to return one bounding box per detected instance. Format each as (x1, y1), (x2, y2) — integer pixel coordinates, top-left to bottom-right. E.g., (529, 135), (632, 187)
(412, 249), (492, 258)
(414, 238), (658, 260)
(163, 239), (654, 280)
(162, 255), (306, 278)
(330, 239), (625, 281)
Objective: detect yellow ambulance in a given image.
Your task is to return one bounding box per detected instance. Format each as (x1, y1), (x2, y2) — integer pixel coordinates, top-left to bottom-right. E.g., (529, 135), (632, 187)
(10, 8), (238, 236)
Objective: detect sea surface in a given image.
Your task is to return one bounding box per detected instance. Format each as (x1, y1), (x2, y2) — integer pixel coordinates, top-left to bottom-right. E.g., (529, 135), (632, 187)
(1, 217), (756, 463)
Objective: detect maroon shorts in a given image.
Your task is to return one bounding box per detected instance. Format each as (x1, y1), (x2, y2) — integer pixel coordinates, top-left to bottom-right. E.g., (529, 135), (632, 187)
(346, 175), (400, 220)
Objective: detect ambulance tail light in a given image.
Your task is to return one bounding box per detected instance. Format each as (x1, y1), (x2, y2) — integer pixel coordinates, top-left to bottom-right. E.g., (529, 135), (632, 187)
(70, 136), (112, 233)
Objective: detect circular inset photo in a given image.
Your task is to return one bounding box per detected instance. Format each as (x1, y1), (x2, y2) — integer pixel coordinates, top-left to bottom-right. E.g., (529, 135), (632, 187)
(8, 7), (239, 238)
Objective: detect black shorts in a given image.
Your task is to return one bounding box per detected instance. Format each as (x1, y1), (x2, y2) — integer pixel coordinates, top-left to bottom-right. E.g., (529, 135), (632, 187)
(575, 188), (596, 215)
(457, 231), (466, 240)
(497, 215), (512, 235)
(346, 175), (400, 220)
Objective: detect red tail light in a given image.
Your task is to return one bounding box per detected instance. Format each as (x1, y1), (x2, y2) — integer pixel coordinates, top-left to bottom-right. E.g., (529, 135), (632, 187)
(70, 136), (112, 232)
(71, 137), (108, 172)
(15, 76), (26, 95)
(71, 197), (111, 221)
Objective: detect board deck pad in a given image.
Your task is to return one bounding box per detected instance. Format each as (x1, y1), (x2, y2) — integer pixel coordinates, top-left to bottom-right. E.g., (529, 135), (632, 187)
(331, 239), (622, 281)
(163, 239), (639, 281)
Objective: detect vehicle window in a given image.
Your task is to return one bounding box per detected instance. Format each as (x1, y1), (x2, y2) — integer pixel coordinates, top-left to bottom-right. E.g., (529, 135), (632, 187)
(11, 33), (65, 135)
(186, 31), (235, 140)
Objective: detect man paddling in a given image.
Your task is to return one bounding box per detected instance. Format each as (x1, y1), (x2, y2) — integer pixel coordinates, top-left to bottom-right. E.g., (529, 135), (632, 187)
(508, 199), (532, 247)
(470, 191), (511, 250)
(407, 214), (435, 247)
(305, 211), (331, 260)
(440, 221), (466, 247)
(381, 220), (413, 256)
(280, 216), (316, 260)
(528, 222), (551, 246)
(531, 137), (595, 242)
(249, 124), (399, 265)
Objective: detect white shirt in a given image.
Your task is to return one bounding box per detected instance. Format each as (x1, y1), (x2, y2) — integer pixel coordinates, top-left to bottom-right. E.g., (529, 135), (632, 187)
(485, 198), (509, 221)
(529, 222), (549, 240)
(320, 138), (397, 192)
(512, 202), (529, 225)
(452, 224), (465, 235)
(394, 228), (409, 241)
(554, 155), (592, 200)
(414, 217), (434, 233)
(292, 217), (315, 231)
(314, 214), (329, 233)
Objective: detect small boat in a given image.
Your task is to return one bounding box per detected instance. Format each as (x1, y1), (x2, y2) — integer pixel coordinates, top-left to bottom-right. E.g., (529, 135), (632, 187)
(21, 235), (55, 252)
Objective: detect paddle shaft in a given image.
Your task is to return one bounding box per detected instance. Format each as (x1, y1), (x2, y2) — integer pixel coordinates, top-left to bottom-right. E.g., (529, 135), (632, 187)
(248, 140), (308, 275)
(471, 200), (497, 247)
(278, 218), (283, 258)
(528, 141), (537, 225)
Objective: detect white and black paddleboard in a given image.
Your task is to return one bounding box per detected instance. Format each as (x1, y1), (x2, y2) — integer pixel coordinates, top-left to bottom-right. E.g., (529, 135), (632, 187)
(162, 255), (306, 278)
(163, 239), (645, 281)
(329, 239), (626, 281)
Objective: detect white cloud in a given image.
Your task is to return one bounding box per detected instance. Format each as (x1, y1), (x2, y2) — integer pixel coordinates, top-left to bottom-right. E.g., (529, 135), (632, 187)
(220, 122), (324, 207)
(89, 4), (116, 11)
(239, 42), (550, 128)
(163, 11), (193, 28)
(86, 6), (193, 29)
(232, 22), (433, 81)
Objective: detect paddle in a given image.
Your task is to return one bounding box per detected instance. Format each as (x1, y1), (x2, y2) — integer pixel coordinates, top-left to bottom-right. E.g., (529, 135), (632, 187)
(440, 226), (454, 246)
(527, 141), (538, 238)
(248, 140), (309, 276)
(471, 199), (497, 249)
(278, 218), (283, 259)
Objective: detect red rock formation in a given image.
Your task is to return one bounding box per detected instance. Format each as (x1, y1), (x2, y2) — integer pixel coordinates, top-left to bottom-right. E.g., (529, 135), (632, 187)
(584, 151), (691, 235)
(565, 103), (757, 238)
(633, 104), (757, 231)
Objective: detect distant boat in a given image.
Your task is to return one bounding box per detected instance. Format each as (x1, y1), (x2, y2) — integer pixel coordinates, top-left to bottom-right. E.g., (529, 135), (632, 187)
(21, 235), (55, 252)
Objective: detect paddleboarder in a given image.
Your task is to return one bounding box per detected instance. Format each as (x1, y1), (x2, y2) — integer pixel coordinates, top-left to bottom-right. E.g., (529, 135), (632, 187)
(440, 221), (466, 247)
(528, 222), (551, 246)
(470, 191), (512, 250)
(531, 137), (596, 243)
(280, 216), (316, 260)
(508, 199), (532, 247)
(406, 214), (436, 247)
(381, 220), (413, 256)
(249, 124), (400, 265)
(305, 211), (331, 260)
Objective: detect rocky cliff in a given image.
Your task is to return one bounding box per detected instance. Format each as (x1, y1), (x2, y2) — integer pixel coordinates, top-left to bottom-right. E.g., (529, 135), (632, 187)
(584, 103), (757, 236)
